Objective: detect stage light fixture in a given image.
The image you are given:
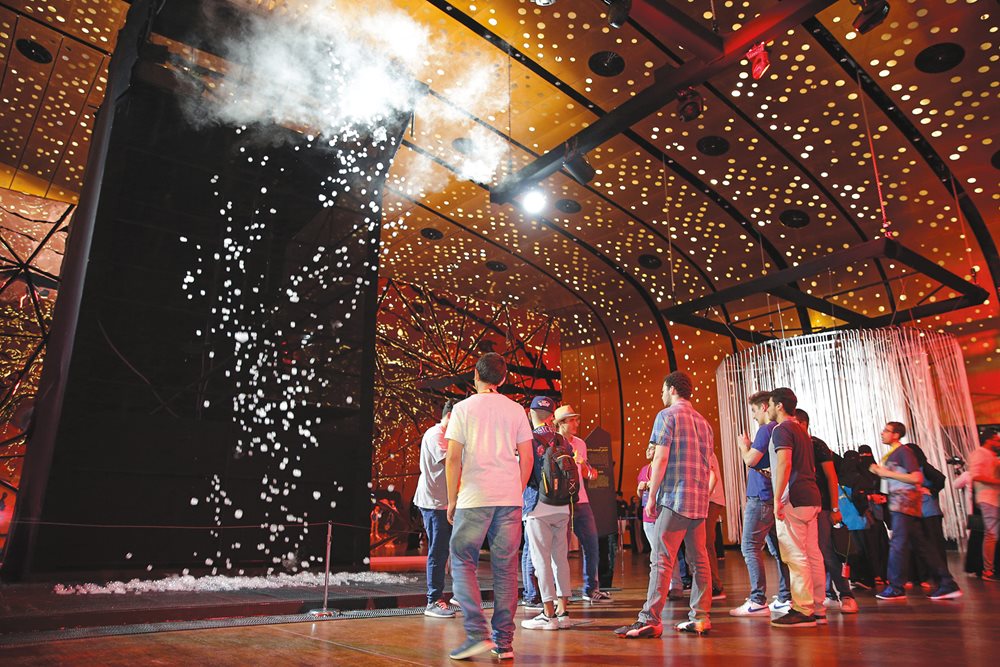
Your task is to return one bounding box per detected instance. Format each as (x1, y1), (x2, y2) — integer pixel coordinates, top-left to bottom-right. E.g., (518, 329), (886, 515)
(851, 0), (890, 35)
(675, 87), (704, 122)
(746, 42), (770, 80)
(563, 154), (596, 185)
(521, 189), (548, 214)
(606, 0), (632, 29)
(532, 0), (556, 6)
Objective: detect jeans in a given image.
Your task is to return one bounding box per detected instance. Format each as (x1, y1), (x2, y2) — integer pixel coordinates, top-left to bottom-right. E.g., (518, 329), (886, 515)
(638, 506), (711, 625)
(644, 520), (684, 590)
(525, 512), (571, 602)
(420, 508), (451, 605)
(887, 510), (956, 593)
(775, 505), (825, 617)
(741, 497), (791, 605)
(817, 509), (853, 600)
(521, 530), (538, 601)
(450, 506), (522, 646)
(704, 502), (724, 591)
(981, 503), (1000, 577)
(572, 502), (600, 595)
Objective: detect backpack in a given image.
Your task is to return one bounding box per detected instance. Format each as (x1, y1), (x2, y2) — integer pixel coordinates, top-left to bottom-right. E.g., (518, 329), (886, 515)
(922, 460), (947, 495)
(537, 432), (580, 506)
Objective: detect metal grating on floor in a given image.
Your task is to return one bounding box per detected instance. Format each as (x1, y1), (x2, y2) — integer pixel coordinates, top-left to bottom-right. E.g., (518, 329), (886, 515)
(0, 602), (495, 647)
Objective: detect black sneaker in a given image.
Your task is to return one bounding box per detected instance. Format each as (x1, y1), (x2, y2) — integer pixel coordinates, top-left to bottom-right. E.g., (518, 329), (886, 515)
(490, 645), (514, 660)
(875, 587), (906, 601)
(770, 609), (817, 628)
(928, 582), (963, 600)
(522, 597), (544, 611)
(711, 587), (726, 600)
(613, 620), (663, 638)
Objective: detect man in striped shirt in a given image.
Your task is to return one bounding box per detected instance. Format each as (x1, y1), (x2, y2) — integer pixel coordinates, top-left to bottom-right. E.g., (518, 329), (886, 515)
(615, 371), (714, 638)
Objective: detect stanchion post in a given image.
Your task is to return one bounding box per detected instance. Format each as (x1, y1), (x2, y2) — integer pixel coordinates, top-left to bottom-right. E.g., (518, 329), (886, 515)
(309, 521), (336, 618)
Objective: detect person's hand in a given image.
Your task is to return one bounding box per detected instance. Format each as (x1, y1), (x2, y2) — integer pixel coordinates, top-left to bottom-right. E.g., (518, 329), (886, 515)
(645, 495), (657, 520)
(738, 432), (751, 450)
(775, 499), (785, 521)
(447, 501), (457, 525)
(869, 493), (887, 505)
(637, 481), (648, 492)
(869, 463), (886, 477)
(831, 509), (843, 524)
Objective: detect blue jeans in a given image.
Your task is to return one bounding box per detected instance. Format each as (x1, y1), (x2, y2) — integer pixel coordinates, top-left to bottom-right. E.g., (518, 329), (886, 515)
(420, 508), (451, 605)
(450, 506), (522, 646)
(521, 530), (538, 601)
(741, 497), (791, 605)
(572, 502), (600, 596)
(887, 510), (955, 593)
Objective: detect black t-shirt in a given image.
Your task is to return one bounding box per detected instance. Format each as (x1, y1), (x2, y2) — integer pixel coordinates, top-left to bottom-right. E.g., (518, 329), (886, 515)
(770, 421), (822, 508)
(811, 436), (835, 510)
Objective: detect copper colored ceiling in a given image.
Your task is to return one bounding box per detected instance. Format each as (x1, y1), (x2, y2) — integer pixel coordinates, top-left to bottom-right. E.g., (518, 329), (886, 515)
(0, 0), (997, 355)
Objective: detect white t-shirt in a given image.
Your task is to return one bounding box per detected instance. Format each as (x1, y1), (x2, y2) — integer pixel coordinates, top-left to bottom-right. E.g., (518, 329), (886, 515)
(413, 423), (448, 510)
(445, 392), (533, 509)
(969, 445), (1000, 508)
(566, 434), (590, 504)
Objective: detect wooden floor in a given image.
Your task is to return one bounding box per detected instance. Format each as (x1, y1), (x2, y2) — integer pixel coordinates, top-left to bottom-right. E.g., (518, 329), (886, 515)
(6, 550), (999, 666)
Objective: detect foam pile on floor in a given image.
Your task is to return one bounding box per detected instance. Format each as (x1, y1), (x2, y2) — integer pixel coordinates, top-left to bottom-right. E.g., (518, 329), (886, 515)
(53, 570), (416, 595)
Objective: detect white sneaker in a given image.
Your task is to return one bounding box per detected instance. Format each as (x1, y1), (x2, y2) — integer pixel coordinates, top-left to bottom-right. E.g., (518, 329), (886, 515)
(521, 612), (559, 630)
(822, 597), (841, 609)
(729, 598), (770, 617)
(556, 612), (573, 628)
(769, 597), (792, 615)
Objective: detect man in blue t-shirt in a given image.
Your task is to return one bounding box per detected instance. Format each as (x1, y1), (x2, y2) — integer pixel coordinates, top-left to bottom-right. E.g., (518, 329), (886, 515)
(730, 391), (791, 617)
(869, 421), (961, 601)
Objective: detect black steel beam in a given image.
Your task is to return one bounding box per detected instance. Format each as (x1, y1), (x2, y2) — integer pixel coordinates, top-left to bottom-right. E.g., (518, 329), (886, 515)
(667, 313), (775, 345)
(767, 285), (875, 327)
(490, 0), (837, 204)
(629, 0), (723, 62)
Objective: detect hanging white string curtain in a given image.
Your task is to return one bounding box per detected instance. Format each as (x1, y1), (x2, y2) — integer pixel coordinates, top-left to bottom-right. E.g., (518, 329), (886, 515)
(716, 327), (979, 543)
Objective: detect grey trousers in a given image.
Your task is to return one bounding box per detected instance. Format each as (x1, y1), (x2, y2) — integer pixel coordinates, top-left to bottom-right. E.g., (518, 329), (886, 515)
(638, 506), (711, 625)
(525, 512), (571, 603)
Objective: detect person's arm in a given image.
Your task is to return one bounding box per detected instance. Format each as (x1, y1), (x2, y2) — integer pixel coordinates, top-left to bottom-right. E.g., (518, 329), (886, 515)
(773, 448), (791, 520)
(517, 439), (533, 491)
(738, 432), (765, 467)
(709, 465), (719, 496)
(644, 444), (669, 518)
(821, 460), (842, 523)
(969, 452), (1000, 485)
(869, 462), (924, 486)
(445, 439), (464, 524)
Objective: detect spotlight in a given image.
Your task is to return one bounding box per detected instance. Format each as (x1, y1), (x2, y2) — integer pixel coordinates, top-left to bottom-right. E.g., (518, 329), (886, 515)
(746, 42), (770, 80)
(532, 0), (556, 6)
(675, 87), (704, 122)
(606, 0), (632, 29)
(521, 189), (548, 214)
(851, 0), (890, 35)
(563, 154), (596, 185)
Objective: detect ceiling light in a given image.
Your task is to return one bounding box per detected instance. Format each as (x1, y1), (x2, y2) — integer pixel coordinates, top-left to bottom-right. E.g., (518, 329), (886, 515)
(746, 42), (770, 80)
(606, 0), (632, 29)
(521, 189), (548, 214)
(532, 0), (556, 6)
(675, 88), (704, 122)
(851, 0), (890, 35)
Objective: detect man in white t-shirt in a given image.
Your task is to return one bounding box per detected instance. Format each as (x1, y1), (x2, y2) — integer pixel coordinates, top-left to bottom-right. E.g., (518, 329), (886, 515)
(969, 428), (1000, 581)
(554, 405), (607, 601)
(413, 400), (457, 618)
(445, 353), (533, 661)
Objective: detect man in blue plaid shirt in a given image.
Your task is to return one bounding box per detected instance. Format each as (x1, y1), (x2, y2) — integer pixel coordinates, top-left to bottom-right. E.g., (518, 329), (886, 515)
(615, 371), (714, 638)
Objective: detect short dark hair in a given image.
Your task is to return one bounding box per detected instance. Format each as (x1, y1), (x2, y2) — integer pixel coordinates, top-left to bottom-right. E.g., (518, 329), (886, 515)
(858, 444), (874, 456)
(663, 371), (693, 399)
(794, 408), (810, 426)
(748, 391), (771, 408)
(886, 421), (906, 438)
(476, 352), (507, 386)
(770, 387), (798, 414)
(442, 399), (455, 419)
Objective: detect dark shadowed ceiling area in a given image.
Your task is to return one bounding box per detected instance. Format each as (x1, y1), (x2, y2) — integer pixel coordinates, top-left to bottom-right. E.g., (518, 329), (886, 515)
(1, 0), (997, 410)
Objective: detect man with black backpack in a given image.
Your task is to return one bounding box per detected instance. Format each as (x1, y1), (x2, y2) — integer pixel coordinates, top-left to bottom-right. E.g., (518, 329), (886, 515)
(520, 402), (578, 631)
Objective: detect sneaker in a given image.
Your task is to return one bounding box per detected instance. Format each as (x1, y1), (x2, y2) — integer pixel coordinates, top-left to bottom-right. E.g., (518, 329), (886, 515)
(584, 590), (612, 602)
(490, 645), (514, 661)
(555, 611), (572, 628)
(613, 620), (663, 639)
(814, 613), (828, 625)
(521, 612), (559, 630)
(928, 582), (963, 600)
(875, 588), (906, 601)
(425, 600), (457, 618)
(920, 581), (934, 590)
(770, 609), (817, 628)
(840, 597), (859, 614)
(449, 638), (495, 660)
(675, 619), (711, 634)
(729, 598), (770, 617)
(851, 580), (872, 591)
(523, 598), (544, 611)
(768, 597), (792, 614)
(982, 572), (998, 582)
(711, 587), (726, 600)
(822, 597), (840, 609)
